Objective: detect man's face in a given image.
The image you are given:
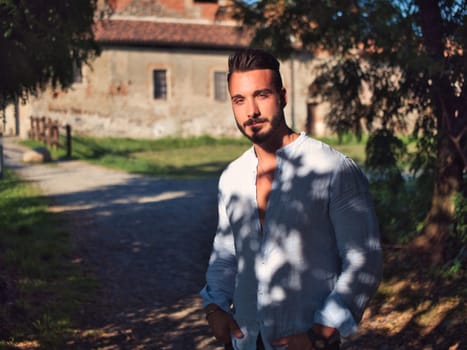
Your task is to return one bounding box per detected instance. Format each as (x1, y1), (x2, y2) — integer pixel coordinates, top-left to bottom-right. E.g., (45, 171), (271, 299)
(228, 69), (286, 144)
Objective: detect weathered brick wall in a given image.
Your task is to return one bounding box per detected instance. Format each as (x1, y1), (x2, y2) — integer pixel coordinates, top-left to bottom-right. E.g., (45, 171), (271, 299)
(21, 48), (244, 139)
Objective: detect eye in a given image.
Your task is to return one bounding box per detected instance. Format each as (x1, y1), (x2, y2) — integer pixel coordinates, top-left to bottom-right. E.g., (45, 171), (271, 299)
(256, 90), (271, 99)
(232, 97), (244, 105)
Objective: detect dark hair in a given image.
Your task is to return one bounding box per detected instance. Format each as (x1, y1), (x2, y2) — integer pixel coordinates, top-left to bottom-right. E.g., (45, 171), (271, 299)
(227, 48), (283, 90)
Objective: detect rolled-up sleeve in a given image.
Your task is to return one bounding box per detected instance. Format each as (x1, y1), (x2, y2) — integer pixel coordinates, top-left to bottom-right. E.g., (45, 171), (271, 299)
(315, 157), (383, 337)
(200, 189), (237, 313)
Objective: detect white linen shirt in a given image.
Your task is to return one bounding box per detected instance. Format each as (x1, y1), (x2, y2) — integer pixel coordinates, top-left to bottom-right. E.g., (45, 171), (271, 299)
(200, 133), (382, 350)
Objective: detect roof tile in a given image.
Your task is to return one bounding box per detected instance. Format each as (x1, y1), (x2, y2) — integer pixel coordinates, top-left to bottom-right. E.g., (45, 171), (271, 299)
(94, 19), (252, 49)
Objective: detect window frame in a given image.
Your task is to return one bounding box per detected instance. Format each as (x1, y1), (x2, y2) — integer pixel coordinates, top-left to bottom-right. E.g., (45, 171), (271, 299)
(213, 70), (228, 102)
(153, 69), (168, 100)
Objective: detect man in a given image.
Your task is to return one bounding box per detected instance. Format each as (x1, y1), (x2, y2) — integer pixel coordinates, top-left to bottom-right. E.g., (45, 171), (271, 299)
(200, 48), (382, 350)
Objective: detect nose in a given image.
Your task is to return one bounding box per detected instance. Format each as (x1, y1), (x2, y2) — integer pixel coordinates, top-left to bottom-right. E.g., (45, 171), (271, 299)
(247, 99), (260, 119)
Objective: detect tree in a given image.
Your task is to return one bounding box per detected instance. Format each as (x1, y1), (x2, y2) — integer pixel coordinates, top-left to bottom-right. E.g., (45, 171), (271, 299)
(226, 0), (466, 264)
(0, 0), (105, 110)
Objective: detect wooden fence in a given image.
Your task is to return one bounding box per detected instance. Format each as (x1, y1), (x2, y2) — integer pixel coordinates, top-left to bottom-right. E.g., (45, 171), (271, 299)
(28, 116), (72, 158)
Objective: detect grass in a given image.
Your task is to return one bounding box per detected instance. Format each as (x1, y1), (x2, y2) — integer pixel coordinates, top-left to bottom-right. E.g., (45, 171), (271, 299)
(0, 170), (96, 349)
(21, 134), (367, 178)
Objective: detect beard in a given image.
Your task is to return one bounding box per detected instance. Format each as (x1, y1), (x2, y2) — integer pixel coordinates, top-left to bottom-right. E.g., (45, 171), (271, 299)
(235, 112), (284, 144)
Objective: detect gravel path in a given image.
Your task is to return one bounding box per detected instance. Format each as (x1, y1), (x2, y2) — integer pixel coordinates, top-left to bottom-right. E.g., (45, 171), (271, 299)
(3, 138), (223, 350)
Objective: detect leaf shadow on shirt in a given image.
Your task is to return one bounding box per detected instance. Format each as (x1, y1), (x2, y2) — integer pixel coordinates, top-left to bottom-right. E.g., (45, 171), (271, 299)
(205, 149), (383, 348)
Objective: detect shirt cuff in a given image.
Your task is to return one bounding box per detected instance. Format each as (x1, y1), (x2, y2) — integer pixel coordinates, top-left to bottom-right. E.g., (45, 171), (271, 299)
(200, 285), (232, 313)
(314, 295), (358, 337)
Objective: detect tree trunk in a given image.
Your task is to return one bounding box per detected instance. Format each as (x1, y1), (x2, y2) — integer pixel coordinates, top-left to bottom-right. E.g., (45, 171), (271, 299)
(410, 0), (465, 264)
(411, 133), (462, 264)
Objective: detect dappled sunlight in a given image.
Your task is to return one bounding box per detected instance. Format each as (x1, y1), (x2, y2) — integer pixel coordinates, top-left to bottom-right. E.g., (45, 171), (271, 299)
(48, 191), (190, 214)
(336, 248), (366, 294)
(342, 290), (463, 348)
(365, 307), (413, 335)
(416, 298), (461, 336)
(340, 245), (465, 349)
(135, 191), (188, 203)
(203, 137), (383, 347)
(67, 296), (221, 350)
(4, 340), (40, 349)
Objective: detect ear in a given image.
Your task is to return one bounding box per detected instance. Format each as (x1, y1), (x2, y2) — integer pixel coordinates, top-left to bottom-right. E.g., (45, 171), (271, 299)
(280, 87), (287, 108)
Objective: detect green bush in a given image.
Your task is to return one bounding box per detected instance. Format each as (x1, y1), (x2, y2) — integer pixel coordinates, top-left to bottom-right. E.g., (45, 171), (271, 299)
(365, 129), (433, 243)
(369, 171), (430, 244)
(453, 192), (467, 244)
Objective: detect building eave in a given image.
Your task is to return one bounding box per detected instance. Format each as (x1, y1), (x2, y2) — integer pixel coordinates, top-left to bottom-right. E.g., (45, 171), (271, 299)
(94, 19), (252, 50)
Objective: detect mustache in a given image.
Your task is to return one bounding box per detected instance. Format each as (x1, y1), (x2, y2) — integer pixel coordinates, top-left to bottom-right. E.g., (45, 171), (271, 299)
(244, 118), (268, 127)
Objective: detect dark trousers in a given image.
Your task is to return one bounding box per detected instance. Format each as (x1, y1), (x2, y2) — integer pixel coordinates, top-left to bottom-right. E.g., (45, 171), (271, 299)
(256, 334), (265, 350)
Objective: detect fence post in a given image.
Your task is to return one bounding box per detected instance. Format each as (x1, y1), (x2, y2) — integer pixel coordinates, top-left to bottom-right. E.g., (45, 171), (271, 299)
(34, 117), (40, 141)
(51, 120), (59, 150)
(66, 124), (72, 159)
(28, 116), (34, 139)
(45, 118), (50, 147)
(33, 117), (39, 140)
(39, 116), (46, 143)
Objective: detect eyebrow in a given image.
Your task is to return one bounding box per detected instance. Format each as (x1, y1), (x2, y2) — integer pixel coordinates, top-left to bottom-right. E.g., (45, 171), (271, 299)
(231, 88), (274, 100)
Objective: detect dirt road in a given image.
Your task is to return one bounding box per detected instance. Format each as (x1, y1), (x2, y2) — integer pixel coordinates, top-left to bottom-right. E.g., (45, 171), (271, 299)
(3, 138), (222, 350)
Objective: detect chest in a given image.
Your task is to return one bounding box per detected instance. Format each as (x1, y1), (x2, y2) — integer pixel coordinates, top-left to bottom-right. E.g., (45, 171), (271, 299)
(256, 164), (276, 226)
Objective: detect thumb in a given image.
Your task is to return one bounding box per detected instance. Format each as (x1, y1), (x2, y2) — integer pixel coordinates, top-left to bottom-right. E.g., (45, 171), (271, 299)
(272, 337), (288, 346)
(229, 318), (244, 339)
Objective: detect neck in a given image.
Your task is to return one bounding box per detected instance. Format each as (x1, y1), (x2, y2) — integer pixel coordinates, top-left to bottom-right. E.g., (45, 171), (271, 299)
(254, 127), (298, 159)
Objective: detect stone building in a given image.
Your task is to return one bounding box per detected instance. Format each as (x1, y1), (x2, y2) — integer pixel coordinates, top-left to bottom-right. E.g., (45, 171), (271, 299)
(5, 0), (329, 139)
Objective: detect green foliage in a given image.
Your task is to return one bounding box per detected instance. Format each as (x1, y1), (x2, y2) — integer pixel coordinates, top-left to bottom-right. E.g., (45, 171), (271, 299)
(311, 57), (368, 140)
(365, 129), (406, 170)
(442, 191), (467, 276)
(0, 169), (96, 348)
(228, 1), (403, 59)
(365, 130), (408, 243)
(231, 1), (428, 150)
(364, 131), (434, 243)
(0, 0), (103, 108)
(370, 172), (432, 244)
(410, 110), (438, 175)
(230, 0), (466, 258)
(453, 192), (467, 245)
(229, 0), (466, 159)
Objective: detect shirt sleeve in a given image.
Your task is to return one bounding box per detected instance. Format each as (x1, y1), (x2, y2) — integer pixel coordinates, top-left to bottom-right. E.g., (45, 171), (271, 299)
(314, 157), (383, 337)
(200, 188), (237, 313)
